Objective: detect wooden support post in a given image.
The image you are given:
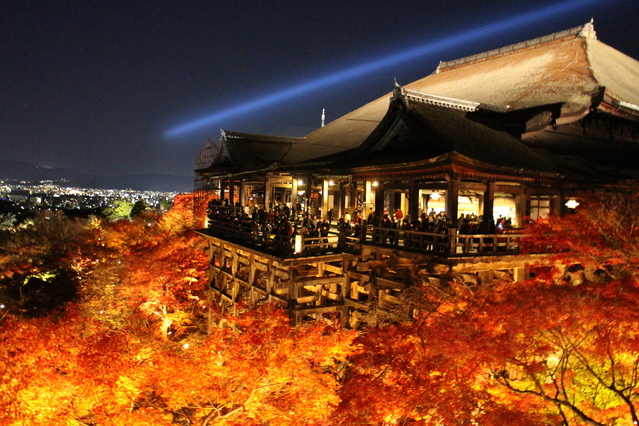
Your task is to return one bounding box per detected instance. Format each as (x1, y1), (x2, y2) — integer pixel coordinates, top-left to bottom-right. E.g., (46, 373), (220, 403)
(291, 177), (298, 213)
(307, 173), (313, 215)
(337, 182), (345, 220)
(322, 179), (329, 220)
(249, 254), (256, 286)
(374, 182), (384, 217)
(229, 179), (235, 206)
(483, 180), (495, 229)
(219, 180), (227, 203)
(514, 265), (529, 283)
(447, 179), (460, 228)
(342, 268), (352, 327)
(364, 180), (373, 219)
(231, 247), (238, 276)
(264, 174), (271, 209)
(448, 228), (458, 256)
(217, 242), (225, 269)
(239, 180), (247, 208)
(409, 179), (419, 223)
(350, 181), (358, 212)
(267, 260), (275, 295)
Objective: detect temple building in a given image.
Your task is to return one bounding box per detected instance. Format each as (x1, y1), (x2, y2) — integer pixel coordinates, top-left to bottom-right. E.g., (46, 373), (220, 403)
(195, 22), (639, 325)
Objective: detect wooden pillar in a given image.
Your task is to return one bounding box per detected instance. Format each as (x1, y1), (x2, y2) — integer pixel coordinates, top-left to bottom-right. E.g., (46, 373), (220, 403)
(483, 180), (495, 229)
(322, 179), (329, 220)
(228, 179), (235, 206)
(408, 180), (419, 223)
(374, 182), (384, 217)
(447, 179), (460, 227)
(515, 192), (527, 228)
(305, 173), (312, 215)
(219, 179), (227, 203)
(338, 183), (346, 219)
(239, 180), (247, 208)
(524, 188), (533, 222)
(350, 181), (358, 212)
(264, 174), (271, 209)
(552, 194), (562, 217)
(248, 254), (256, 285)
(291, 176), (298, 213)
(364, 180), (374, 219)
(231, 247), (239, 277)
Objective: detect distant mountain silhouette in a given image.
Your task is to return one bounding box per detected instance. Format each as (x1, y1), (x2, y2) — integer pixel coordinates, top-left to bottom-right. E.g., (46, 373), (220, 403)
(0, 161), (193, 192)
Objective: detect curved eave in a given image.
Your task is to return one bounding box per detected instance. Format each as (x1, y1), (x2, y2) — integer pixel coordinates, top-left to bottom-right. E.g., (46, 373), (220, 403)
(333, 151), (560, 180)
(598, 98), (639, 121)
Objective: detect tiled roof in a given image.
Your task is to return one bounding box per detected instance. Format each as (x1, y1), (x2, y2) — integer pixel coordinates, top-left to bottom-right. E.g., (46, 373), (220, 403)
(291, 21), (639, 161)
(197, 22), (639, 182)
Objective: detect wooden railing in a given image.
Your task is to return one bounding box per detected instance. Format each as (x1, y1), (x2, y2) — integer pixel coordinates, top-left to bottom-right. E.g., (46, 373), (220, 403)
(365, 226), (523, 255)
(204, 221), (341, 255)
(202, 220), (523, 257)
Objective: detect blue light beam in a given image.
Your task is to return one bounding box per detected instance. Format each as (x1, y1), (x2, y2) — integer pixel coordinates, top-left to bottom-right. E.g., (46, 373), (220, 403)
(165, 0), (604, 138)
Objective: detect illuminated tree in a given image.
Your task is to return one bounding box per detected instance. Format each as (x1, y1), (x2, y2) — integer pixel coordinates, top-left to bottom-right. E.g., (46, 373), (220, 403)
(5, 191), (639, 425)
(0, 304), (358, 425)
(335, 193), (639, 425)
(79, 198), (210, 338)
(482, 278), (639, 426)
(522, 192), (639, 283)
(335, 279), (556, 426)
(0, 210), (95, 316)
(102, 199), (134, 221)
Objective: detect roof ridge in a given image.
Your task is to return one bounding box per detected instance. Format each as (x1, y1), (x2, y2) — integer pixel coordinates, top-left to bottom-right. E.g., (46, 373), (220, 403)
(221, 129), (303, 142)
(436, 21), (596, 72)
(395, 86), (480, 112)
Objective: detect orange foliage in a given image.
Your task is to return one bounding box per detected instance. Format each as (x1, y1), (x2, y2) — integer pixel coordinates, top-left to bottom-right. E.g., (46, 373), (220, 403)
(3, 193), (639, 425)
(0, 305), (358, 425)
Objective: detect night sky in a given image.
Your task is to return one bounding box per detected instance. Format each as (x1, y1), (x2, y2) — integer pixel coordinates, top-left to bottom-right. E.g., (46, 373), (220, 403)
(2, 1), (638, 189)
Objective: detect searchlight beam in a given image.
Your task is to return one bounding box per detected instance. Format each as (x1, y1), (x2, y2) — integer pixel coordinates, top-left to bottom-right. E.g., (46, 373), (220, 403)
(165, 0), (604, 138)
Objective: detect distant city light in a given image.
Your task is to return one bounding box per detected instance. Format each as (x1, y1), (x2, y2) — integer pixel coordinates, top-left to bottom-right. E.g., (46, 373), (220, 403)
(165, 0), (602, 138)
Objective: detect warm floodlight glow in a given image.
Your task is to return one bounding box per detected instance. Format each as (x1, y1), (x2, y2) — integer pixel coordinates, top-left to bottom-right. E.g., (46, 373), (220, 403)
(295, 234), (303, 253)
(372, 181), (378, 187)
(431, 192), (441, 200)
(565, 199), (579, 209)
(297, 179), (304, 185)
(164, 0), (601, 138)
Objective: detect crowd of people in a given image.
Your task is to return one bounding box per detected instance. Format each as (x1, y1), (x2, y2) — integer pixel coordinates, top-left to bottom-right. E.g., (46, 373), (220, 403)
(207, 199), (514, 250)
(207, 200), (336, 242)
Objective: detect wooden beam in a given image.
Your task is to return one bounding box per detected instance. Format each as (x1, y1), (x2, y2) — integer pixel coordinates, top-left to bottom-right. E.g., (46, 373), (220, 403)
(294, 306), (342, 315)
(296, 276), (346, 287)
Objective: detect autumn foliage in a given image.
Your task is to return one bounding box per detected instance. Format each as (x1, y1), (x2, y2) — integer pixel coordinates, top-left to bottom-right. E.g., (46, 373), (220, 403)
(2, 192), (639, 425)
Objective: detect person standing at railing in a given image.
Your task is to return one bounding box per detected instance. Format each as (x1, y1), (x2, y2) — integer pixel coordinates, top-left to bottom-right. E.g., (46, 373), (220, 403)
(382, 214), (396, 245)
(300, 224), (310, 238)
(282, 219), (293, 238)
(319, 220), (330, 237)
(319, 219), (330, 248)
(401, 218), (412, 247)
